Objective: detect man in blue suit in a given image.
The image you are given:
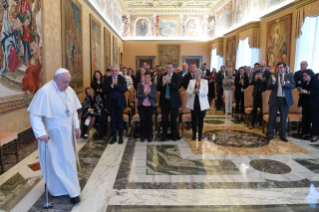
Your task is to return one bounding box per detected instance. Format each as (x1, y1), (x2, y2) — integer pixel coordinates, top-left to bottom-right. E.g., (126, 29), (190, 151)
(103, 65), (127, 144)
(267, 62), (295, 142)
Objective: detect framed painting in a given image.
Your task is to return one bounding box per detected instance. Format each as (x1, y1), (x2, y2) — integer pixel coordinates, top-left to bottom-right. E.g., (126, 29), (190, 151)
(157, 44), (180, 68)
(266, 13), (292, 70)
(104, 27), (111, 70)
(158, 16), (179, 37)
(90, 14), (101, 77)
(0, 0), (44, 114)
(61, 0), (83, 93)
(136, 56), (156, 71)
(113, 36), (119, 65)
(226, 35), (237, 71)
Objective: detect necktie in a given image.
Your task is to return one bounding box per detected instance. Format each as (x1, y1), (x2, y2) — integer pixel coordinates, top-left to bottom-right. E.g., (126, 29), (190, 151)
(113, 77), (117, 99)
(165, 74), (171, 99)
(280, 74), (284, 92)
(192, 74), (194, 79)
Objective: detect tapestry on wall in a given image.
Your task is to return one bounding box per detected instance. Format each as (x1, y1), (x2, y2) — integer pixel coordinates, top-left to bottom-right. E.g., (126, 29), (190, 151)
(157, 44), (180, 68)
(113, 36), (118, 65)
(0, 0), (44, 114)
(104, 27), (111, 69)
(61, 0), (83, 93)
(266, 13), (292, 70)
(90, 14), (101, 77)
(226, 35), (237, 71)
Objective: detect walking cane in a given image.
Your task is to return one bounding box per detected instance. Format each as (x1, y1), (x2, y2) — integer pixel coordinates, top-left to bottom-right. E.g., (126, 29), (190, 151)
(43, 140), (53, 209)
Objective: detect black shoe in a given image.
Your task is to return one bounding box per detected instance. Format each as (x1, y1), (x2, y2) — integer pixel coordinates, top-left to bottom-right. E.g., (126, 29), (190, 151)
(141, 137), (145, 142)
(192, 135), (196, 141)
(198, 137), (202, 141)
(161, 136), (166, 141)
(280, 136), (288, 142)
(236, 115), (240, 121)
(147, 137), (152, 142)
(172, 136), (178, 141)
(110, 137), (117, 144)
(266, 135), (273, 141)
(240, 116), (244, 122)
(119, 137), (123, 144)
(71, 196), (81, 204)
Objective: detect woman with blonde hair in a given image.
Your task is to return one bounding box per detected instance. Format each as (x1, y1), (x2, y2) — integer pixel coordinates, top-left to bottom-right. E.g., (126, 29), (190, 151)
(186, 69), (210, 141)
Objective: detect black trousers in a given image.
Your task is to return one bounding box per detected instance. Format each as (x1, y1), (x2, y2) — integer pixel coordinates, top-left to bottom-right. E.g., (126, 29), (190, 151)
(251, 91), (263, 126)
(268, 98), (289, 137)
(302, 104), (319, 136)
(216, 88), (223, 110)
(235, 92), (244, 114)
(191, 111), (205, 138)
(138, 105), (154, 138)
(110, 100), (124, 137)
(161, 99), (179, 138)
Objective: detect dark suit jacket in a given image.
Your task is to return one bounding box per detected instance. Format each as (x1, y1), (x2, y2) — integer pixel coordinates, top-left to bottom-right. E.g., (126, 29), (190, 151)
(102, 75), (127, 111)
(183, 72), (194, 89)
(234, 74), (249, 99)
(157, 72), (182, 109)
(267, 73), (295, 107)
(136, 83), (157, 108)
(202, 69), (211, 77)
(298, 78), (319, 107)
(251, 70), (272, 97)
(215, 71), (225, 93)
(294, 70), (304, 88)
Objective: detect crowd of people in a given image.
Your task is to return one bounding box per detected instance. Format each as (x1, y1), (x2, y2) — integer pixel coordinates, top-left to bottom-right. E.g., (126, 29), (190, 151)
(83, 60), (319, 144)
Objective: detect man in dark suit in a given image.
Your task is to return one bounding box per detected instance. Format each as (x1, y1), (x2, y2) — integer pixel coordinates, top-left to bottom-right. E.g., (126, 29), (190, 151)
(294, 61), (308, 89)
(249, 61), (272, 129)
(103, 65), (127, 144)
(183, 64), (196, 89)
(157, 63), (182, 141)
(267, 62), (295, 141)
(215, 66), (226, 110)
(177, 63), (189, 79)
(201, 63), (210, 78)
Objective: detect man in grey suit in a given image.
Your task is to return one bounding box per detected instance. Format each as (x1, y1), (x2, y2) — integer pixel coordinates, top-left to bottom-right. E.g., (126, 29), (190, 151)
(267, 62), (295, 142)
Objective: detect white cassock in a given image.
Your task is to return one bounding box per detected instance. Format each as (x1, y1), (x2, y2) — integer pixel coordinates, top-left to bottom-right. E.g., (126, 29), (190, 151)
(28, 80), (82, 198)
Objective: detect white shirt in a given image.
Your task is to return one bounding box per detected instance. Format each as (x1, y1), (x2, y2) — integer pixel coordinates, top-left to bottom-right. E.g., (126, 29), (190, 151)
(277, 73), (286, 97)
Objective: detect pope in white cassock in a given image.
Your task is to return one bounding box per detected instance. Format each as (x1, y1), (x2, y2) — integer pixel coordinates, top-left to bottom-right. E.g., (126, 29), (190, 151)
(28, 68), (82, 204)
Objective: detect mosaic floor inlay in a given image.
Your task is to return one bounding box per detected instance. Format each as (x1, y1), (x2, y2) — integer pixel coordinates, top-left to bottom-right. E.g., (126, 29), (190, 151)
(205, 129), (269, 148)
(293, 159), (319, 173)
(249, 159), (292, 174)
(146, 145), (241, 175)
(184, 126), (312, 155)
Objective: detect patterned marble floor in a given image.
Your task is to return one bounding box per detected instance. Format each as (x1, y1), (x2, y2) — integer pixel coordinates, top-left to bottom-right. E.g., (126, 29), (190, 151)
(2, 108), (319, 211)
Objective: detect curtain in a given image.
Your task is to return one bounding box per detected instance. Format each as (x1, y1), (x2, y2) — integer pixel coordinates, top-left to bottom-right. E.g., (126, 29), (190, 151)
(236, 37), (260, 69)
(210, 48), (224, 71)
(295, 16), (319, 73)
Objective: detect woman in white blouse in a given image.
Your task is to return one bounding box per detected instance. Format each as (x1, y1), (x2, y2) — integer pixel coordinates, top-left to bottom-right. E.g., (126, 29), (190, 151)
(123, 67), (133, 89)
(186, 69), (210, 141)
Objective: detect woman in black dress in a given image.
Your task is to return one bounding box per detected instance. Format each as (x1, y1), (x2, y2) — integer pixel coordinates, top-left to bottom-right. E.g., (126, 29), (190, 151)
(234, 67), (249, 121)
(81, 87), (104, 138)
(91, 70), (104, 100)
(298, 69), (319, 142)
(207, 68), (216, 106)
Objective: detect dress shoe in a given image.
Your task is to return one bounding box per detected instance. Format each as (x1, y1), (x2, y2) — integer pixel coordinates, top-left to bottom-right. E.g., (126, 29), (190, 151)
(266, 135), (273, 141)
(71, 196), (81, 204)
(119, 136), (123, 144)
(192, 135), (196, 141)
(280, 136), (288, 142)
(248, 125), (254, 129)
(161, 135), (166, 141)
(140, 137), (145, 142)
(240, 116), (244, 122)
(172, 136), (178, 141)
(236, 116), (240, 121)
(259, 126), (263, 130)
(110, 137), (117, 144)
(147, 137), (152, 142)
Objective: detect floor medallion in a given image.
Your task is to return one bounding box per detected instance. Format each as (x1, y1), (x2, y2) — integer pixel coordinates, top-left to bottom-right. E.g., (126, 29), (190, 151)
(250, 159), (292, 174)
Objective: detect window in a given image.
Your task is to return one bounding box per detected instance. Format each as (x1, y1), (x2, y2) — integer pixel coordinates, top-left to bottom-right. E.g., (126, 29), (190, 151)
(236, 37), (260, 69)
(295, 16), (319, 73)
(210, 48), (224, 71)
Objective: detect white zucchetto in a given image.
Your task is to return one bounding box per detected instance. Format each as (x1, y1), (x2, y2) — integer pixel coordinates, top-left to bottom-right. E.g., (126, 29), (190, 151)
(54, 68), (70, 76)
